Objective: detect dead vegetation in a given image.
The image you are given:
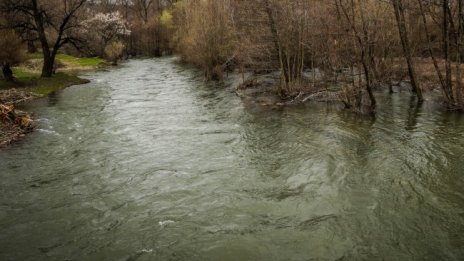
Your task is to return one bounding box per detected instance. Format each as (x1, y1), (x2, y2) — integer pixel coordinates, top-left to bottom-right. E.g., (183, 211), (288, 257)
(0, 88), (36, 104)
(0, 89), (36, 147)
(167, 0), (464, 112)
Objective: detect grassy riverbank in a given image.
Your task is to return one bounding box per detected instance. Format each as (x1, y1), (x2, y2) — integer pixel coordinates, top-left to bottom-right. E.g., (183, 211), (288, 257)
(0, 53), (105, 96)
(0, 53), (106, 147)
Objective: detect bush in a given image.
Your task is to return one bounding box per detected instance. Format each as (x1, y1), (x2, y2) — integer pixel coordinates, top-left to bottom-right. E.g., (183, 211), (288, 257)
(172, 0), (237, 80)
(105, 41), (125, 65)
(0, 30), (25, 81)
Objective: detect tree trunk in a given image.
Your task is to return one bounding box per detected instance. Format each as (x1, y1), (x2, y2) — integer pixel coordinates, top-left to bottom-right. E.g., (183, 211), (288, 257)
(2, 65), (14, 81)
(444, 0), (455, 106)
(27, 40), (37, 53)
(393, 0), (424, 102)
(42, 54), (56, 78)
(31, 0), (56, 78)
(456, 0), (464, 105)
(263, 0), (289, 94)
(417, 0), (446, 90)
(361, 54), (376, 109)
(358, 0), (376, 109)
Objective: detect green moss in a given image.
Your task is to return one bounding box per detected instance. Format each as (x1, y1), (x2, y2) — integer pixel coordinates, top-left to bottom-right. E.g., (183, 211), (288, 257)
(28, 73), (89, 96)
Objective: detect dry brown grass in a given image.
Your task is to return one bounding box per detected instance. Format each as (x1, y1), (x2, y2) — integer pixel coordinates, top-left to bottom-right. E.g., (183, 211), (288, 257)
(412, 58), (464, 91)
(0, 104), (34, 147)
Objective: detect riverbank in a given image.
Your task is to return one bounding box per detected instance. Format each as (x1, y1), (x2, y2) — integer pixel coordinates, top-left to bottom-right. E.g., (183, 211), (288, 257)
(0, 53), (106, 147)
(0, 103), (33, 147)
(229, 58), (454, 111)
(232, 72), (341, 108)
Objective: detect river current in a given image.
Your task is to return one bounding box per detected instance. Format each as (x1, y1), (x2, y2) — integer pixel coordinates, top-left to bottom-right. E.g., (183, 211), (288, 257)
(1, 58), (463, 260)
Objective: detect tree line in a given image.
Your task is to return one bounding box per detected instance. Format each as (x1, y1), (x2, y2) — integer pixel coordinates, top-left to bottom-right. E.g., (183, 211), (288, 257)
(1, 0), (464, 111)
(0, 0), (177, 77)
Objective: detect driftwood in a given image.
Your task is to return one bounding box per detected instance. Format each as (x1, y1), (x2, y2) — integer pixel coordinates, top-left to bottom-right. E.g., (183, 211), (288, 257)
(285, 90), (343, 104)
(0, 103), (34, 147)
(237, 78), (258, 90)
(0, 104), (33, 130)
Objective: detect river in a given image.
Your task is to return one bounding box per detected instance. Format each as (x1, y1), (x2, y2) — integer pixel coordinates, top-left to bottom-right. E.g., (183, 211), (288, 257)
(1, 58), (463, 261)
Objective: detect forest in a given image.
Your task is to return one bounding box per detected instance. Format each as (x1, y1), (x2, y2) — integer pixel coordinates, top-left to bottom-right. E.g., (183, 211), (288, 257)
(1, 0), (464, 112)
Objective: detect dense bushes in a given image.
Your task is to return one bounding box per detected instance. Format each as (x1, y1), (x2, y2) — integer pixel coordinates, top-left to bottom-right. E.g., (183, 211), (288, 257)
(168, 0), (464, 110)
(0, 30), (24, 81)
(171, 0), (237, 80)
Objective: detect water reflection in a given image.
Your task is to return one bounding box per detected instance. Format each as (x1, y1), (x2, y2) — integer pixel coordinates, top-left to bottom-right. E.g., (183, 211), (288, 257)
(47, 91), (61, 106)
(405, 96), (422, 131)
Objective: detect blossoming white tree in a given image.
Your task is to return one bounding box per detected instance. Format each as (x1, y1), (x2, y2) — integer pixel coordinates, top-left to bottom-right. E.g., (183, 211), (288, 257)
(82, 12), (131, 56)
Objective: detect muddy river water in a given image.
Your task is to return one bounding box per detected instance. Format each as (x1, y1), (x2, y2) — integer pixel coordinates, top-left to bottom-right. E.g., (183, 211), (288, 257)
(1, 58), (463, 260)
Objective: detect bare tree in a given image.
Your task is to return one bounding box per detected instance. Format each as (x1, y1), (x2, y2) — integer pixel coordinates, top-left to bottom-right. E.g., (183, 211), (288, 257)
(2, 0), (88, 77)
(133, 0), (154, 22)
(263, 0), (290, 94)
(335, 0), (377, 110)
(392, 0), (423, 102)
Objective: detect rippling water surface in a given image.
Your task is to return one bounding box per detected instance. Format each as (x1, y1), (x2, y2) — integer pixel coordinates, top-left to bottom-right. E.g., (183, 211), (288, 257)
(1, 58), (464, 261)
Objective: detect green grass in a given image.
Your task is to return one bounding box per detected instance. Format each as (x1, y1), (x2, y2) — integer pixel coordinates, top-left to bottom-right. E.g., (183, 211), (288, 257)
(26, 53), (106, 67)
(0, 80), (18, 90)
(0, 68), (89, 96)
(28, 73), (89, 96)
(56, 54), (106, 67)
(25, 53), (43, 60)
(1, 53), (103, 97)
(0, 68), (36, 90)
(12, 68), (36, 81)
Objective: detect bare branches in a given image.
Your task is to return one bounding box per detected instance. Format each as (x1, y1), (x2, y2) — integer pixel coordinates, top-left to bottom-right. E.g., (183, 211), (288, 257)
(1, 0), (88, 77)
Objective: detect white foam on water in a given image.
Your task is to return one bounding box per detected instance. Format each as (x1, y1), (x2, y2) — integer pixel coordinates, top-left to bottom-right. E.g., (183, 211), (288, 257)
(158, 220), (175, 227)
(36, 129), (60, 136)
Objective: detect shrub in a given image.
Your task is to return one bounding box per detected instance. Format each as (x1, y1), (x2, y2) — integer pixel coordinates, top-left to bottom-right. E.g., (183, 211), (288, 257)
(0, 30), (25, 81)
(105, 41), (125, 65)
(172, 0), (237, 80)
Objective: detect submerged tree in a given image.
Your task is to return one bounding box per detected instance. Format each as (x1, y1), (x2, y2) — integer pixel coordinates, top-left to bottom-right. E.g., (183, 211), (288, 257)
(335, 0), (378, 110)
(415, 0), (464, 109)
(392, 0), (423, 102)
